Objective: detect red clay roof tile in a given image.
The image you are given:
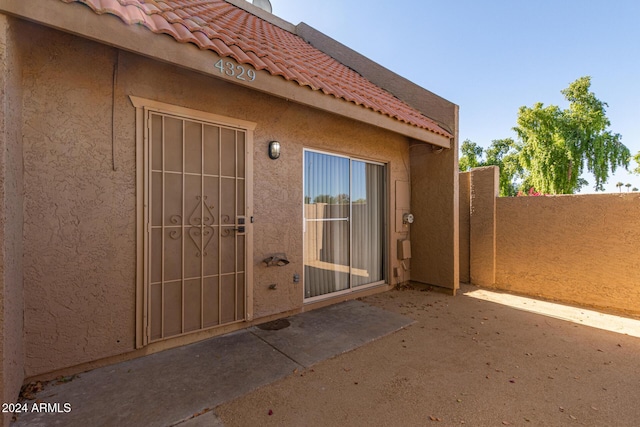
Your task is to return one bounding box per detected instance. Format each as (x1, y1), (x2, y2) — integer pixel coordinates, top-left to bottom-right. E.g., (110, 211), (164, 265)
(60, 0), (452, 138)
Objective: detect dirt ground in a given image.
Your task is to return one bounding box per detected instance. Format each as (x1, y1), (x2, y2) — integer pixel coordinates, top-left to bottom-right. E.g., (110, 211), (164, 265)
(215, 284), (640, 427)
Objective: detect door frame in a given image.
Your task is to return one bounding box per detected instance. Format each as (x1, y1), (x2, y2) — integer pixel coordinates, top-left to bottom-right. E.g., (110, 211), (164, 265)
(302, 148), (388, 303)
(130, 96), (255, 348)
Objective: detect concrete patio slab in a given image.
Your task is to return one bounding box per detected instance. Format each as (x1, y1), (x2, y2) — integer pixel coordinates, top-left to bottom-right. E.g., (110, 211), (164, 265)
(250, 300), (415, 367)
(11, 300), (412, 427)
(177, 411), (224, 427)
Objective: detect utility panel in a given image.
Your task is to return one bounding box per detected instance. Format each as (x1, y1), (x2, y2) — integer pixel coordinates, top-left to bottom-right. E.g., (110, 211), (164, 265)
(397, 239), (411, 260)
(395, 180), (411, 232)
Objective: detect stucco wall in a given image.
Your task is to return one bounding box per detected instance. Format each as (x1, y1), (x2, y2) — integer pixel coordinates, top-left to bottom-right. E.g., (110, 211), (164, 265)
(246, 82), (410, 318)
(495, 194), (640, 317)
(458, 172), (470, 283)
(20, 22), (136, 378)
(0, 14), (25, 421)
(19, 21), (413, 377)
(409, 105), (459, 292)
(461, 166), (640, 317)
(469, 167), (498, 286)
(410, 144), (460, 291)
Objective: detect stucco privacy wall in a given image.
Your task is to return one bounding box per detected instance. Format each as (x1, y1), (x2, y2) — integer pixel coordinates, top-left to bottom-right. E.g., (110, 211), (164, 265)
(495, 193), (640, 317)
(469, 167), (498, 286)
(19, 21), (412, 378)
(0, 14), (24, 425)
(461, 168), (640, 317)
(458, 172), (470, 283)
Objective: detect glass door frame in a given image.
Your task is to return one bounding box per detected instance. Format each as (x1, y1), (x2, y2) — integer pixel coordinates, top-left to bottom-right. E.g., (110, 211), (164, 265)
(302, 148), (388, 303)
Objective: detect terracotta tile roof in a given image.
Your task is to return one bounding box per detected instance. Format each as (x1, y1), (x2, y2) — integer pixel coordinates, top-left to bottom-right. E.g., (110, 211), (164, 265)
(60, 0), (452, 138)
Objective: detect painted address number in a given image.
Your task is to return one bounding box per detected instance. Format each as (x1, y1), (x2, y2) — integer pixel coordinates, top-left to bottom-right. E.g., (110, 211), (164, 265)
(214, 59), (256, 82)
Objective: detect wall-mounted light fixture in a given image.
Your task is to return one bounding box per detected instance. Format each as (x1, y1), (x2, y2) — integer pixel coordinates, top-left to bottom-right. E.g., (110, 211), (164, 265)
(431, 144), (445, 154)
(268, 141), (281, 160)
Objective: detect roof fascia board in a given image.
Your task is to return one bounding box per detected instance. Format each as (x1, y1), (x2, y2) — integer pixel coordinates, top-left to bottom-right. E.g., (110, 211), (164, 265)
(0, 0), (449, 147)
(296, 22), (458, 133)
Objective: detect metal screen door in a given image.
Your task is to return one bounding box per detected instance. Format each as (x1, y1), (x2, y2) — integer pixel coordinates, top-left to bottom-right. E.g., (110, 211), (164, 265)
(146, 111), (247, 342)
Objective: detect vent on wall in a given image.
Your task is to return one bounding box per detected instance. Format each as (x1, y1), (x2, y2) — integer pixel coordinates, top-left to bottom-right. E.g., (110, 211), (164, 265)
(252, 0), (272, 12)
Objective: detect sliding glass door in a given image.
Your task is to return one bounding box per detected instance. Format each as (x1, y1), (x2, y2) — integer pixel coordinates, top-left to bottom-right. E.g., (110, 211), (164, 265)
(303, 150), (386, 300)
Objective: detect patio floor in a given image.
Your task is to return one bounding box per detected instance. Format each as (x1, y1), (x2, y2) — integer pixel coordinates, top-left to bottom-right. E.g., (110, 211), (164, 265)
(11, 300), (412, 427)
(216, 283), (640, 426)
(11, 283), (640, 426)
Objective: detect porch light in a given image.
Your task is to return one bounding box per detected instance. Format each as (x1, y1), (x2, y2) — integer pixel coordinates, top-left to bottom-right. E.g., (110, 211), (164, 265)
(268, 141), (281, 159)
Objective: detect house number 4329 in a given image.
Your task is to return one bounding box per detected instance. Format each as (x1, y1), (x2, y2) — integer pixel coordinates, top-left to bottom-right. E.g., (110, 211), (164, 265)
(214, 59), (256, 82)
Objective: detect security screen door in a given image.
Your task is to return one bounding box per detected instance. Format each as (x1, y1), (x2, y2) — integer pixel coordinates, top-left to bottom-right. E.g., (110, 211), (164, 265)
(147, 112), (247, 342)
(303, 150), (385, 300)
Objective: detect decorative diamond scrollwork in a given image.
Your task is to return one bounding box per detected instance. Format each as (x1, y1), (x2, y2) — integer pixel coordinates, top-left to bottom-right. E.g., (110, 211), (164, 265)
(186, 196), (216, 257)
(189, 196), (216, 226)
(189, 226), (215, 257)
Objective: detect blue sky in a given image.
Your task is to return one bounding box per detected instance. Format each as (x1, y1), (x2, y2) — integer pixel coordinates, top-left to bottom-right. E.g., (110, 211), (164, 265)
(271, 0), (640, 193)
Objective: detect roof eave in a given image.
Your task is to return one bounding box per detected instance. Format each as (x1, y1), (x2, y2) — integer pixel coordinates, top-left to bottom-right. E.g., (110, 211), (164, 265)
(0, 0), (450, 147)
(296, 22), (458, 138)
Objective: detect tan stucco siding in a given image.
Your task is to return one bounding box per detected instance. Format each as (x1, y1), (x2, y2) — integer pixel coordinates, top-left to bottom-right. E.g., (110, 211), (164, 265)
(18, 21), (413, 377)
(249, 98), (410, 319)
(20, 22), (137, 378)
(0, 14), (25, 420)
(458, 172), (470, 283)
(409, 116), (460, 292)
(469, 167), (498, 286)
(495, 194), (640, 317)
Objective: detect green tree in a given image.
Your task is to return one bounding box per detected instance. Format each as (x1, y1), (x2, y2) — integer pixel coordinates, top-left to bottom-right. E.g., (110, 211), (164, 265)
(335, 193), (350, 204)
(633, 151), (640, 175)
(625, 183), (632, 192)
(313, 193), (350, 204)
(313, 194), (336, 204)
(616, 182), (624, 193)
(483, 138), (523, 197)
(459, 139), (484, 171)
(459, 138), (524, 196)
(514, 76), (630, 194)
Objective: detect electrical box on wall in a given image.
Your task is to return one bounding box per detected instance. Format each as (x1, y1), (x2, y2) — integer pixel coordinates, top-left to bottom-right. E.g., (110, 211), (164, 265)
(397, 239), (411, 260)
(395, 180), (411, 233)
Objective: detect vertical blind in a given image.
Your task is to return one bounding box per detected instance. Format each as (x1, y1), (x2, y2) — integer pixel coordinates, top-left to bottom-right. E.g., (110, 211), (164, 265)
(304, 151), (385, 298)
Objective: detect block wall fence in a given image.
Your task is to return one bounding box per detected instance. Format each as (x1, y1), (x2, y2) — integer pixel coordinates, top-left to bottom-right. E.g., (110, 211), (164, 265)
(460, 166), (640, 318)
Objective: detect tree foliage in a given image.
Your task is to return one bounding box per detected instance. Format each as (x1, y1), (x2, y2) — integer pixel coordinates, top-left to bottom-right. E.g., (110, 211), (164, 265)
(312, 194), (350, 204)
(483, 138), (523, 196)
(459, 140), (483, 171)
(514, 76), (629, 193)
(460, 77), (630, 195)
(633, 151), (640, 175)
(459, 138), (524, 196)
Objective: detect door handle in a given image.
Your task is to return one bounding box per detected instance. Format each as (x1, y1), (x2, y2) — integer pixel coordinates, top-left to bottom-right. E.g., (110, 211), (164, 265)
(235, 216), (246, 233)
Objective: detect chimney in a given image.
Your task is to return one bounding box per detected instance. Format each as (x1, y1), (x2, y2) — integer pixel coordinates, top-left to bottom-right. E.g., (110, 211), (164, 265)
(251, 0), (272, 13)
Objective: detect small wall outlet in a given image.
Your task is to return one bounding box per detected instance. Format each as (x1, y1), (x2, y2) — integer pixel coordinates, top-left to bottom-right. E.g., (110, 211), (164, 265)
(293, 273), (300, 283)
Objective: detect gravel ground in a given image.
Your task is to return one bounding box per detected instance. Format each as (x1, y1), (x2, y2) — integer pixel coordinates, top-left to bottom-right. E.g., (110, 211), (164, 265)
(215, 283), (640, 427)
